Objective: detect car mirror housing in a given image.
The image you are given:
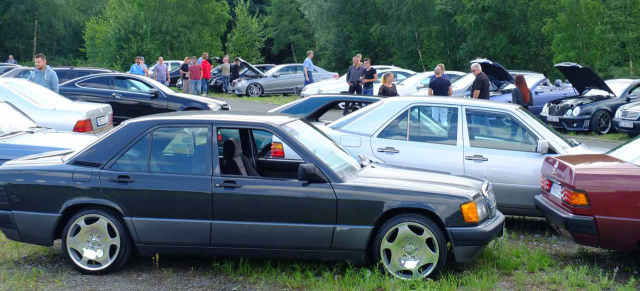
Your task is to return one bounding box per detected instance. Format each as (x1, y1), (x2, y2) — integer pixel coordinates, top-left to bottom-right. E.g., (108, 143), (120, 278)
(627, 95), (638, 102)
(537, 140), (549, 154)
(272, 73), (280, 78)
(297, 163), (328, 183)
(149, 89), (159, 98)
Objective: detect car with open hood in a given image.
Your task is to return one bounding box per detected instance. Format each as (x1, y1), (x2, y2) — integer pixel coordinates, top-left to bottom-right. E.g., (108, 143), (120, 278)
(58, 73), (229, 125)
(540, 63), (640, 134)
(0, 111), (503, 279)
(232, 64), (338, 97)
(208, 58), (264, 93)
(613, 102), (640, 135)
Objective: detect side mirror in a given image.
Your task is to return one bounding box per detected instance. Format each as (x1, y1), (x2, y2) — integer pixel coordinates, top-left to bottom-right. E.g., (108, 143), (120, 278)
(416, 84), (425, 89)
(272, 73), (280, 78)
(537, 140), (549, 154)
(535, 89), (544, 94)
(627, 95), (638, 102)
(297, 163), (328, 183)
(149, 89), (159, 98)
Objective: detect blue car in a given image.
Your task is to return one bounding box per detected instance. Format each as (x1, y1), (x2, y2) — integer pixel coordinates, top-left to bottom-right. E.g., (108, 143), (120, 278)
(0, 101), (97, 166)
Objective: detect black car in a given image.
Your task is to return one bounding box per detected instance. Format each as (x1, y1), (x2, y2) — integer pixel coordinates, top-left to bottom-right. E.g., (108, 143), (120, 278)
(613, 102), (640, 135)
(268, 95), (381, 124)
(1, 67), (117, 83)
(58, 73), (229, 125)
(0, 111), (504, 279)
(541, 63), (640, 134)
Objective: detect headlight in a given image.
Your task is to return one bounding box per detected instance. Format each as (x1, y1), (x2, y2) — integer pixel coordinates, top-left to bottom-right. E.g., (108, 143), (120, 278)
(564, 108), (573, 117)
(541, 103), (550, 115)
(207, 103), (221, 110)
(572, 106), (581, 116)
(460, 196), (489, 223)
(615, 109), (622, 118)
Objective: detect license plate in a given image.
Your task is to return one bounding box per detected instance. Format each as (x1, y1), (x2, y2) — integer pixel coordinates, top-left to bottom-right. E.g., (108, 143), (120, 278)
(96, 115), (108, 127)
(620, 121), (634, 128)
(547, 116), (559, 122)
(550, 182), (563, 199)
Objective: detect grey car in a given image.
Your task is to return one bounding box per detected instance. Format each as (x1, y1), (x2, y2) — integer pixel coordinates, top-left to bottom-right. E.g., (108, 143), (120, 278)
(232, 64), (338, 97)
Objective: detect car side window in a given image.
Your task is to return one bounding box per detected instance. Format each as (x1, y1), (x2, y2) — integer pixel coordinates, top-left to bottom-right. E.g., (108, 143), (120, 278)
(466, 109), (538, 152)
(252, 129), (301, 160)
(111, 134), (150, 172)
(409, 106), (458, 146)
(150, 127), (211, 175)
(20, 70), (32, 79)
(114, 78), (152, 93)
(77, 76), (112, 89)
(378, 109), (408, 140)
(56, 71), (75, 83)
(628, 86), (640, 97)
(394, 72), (408, 83)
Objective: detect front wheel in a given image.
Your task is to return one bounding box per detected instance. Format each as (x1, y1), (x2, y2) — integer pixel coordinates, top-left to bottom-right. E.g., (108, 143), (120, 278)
(61, 208), (132, 275)
(246, 83), (263, 97)
(590, 110), (612, 134)
(374, 214), (447, 280)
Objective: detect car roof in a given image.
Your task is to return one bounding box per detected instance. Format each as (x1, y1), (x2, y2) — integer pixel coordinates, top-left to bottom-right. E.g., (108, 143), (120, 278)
(127, 110), (300, 126)
(376, 96), (522, 110)
(54, 67), (116, 71)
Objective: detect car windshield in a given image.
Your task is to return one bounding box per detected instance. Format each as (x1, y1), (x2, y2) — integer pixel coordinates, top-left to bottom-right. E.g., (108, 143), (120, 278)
(607, 137), (640, 166)
(4, 82), (72, 106)
(329, 100), (383, 129)
(584, 80), (631, 97)
(451, 73), (475, 90)
(141, 76), (174, 95)
(398, 73), (430, 85)
(0, 102), (37, 136)
(518, 108), (576, 149)
(282, 120), (360, 177)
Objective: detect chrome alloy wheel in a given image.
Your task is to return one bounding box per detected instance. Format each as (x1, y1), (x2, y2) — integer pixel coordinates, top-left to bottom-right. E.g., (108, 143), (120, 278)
(380, 222), (439, 280)
(66, 214), (121, 271)
(596, 112), (611, 133)
(247, 84), (262, 97)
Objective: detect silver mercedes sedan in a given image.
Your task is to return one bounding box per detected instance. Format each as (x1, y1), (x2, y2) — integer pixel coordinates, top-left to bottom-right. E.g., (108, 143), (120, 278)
(320, 96), (602, 216)
(232, 64), (338, 96)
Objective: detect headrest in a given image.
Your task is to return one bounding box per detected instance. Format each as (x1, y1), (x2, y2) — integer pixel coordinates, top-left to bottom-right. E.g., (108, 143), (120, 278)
(223, 139), (241, 159)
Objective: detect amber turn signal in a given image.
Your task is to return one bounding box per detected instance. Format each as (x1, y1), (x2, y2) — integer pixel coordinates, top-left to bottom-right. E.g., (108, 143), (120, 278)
(461, 201), (479, 223)
(562, 189), (590, 206)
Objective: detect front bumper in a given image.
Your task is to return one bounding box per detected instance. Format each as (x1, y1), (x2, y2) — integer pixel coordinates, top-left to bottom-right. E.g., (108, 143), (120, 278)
(534, 195), (598, 247)
(0, 210), (22, 242)
(612, 117), (640, 135)
(447, 211), (505, 263)
(544, 115), (591, 131)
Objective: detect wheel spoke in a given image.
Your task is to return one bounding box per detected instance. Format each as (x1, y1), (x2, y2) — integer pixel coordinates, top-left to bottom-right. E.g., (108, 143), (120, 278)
(395, 224), (414, 241)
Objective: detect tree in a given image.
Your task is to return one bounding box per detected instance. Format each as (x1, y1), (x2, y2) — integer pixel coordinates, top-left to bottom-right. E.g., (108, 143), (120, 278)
(265, 0), (314, 63)
(226, 0), (266, 63)
(84, 0), (230, 71)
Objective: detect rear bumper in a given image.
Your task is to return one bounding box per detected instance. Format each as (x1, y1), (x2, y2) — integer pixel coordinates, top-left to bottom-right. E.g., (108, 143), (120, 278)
(447, 211), (505, 263)
(544, 115), (591, 131)
(534, 195), (599, 246)
(612, 117), (640, 135)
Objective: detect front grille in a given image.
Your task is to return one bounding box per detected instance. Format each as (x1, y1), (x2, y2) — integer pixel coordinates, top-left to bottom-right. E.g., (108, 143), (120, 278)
(549, 104), (572, 116)
(621, 110), (640, 120)
(483, 183), (497, 218)
(0, 186), (8, 205)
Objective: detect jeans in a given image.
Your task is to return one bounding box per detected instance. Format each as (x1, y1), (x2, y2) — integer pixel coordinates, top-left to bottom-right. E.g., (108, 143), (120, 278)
(304, 72), (314, 86)
(431, 107), (448, 126)
(222, 76), (230, 93)
(190, 79), (202, 95)
(362, 86), (373, 96)
(201, 78), (209, 95)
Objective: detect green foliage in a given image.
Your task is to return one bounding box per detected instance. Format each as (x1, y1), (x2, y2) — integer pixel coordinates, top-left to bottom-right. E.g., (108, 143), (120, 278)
(265, 0), (314, 63)
(226, 0), (265, 63)
(84, 0), (230, 71)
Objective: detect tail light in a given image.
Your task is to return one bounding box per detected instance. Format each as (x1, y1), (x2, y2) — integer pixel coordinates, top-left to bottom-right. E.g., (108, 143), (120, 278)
(73, 119), (94, 133)
(540, 176), (552, 192)
(217, 134), (223, 142)
(271, 142), (285, 158)
(333, 74), (339, 79)
(562, 188), (590, 206)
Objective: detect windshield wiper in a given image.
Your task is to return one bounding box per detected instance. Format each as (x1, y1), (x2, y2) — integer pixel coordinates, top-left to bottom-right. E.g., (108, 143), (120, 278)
(0, 130), (35, 138)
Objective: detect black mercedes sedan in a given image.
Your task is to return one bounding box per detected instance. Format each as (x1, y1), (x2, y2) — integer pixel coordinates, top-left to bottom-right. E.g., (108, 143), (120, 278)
(58, 73), (229, 125)
(0, 112), (503, 279)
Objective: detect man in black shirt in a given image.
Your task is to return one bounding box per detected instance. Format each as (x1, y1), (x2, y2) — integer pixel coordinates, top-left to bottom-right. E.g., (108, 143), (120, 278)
(343, 56), (366, 114)
(428, 67), (452, 125)
(361, 58), (378, 96)
(471, 63), (490, 99)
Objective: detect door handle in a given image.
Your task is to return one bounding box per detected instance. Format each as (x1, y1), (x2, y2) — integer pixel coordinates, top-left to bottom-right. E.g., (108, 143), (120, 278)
(377, 147), (399, 154)
(465, 155), (488, 162)
(109, 175), (135, 183)
(112, 93), (122, 99)
(215, 181), (242, 188)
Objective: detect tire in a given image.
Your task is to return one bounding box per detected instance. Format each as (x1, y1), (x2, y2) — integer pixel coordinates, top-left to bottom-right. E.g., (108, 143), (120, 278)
(373, 214), (447, 280)
(246, 83), (263, 97)
(61, 208), (132, 275)
(590, 110), (612, 134)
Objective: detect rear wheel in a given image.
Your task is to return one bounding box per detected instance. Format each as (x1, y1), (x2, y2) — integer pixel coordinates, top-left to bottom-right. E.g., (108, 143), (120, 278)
(61, 208), (131, 275)
(590, 110), (612, 134)
(374, 214), (447, 280)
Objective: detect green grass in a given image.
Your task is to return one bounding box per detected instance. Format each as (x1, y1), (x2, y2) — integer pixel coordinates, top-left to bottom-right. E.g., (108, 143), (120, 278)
(169, 86), (299, 105)
(565, 131), (632, 142)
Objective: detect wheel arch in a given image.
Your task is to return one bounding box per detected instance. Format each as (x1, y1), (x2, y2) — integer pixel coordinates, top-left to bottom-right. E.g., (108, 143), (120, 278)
(365, 207), (450, 262)
(54, 199), (130, 241)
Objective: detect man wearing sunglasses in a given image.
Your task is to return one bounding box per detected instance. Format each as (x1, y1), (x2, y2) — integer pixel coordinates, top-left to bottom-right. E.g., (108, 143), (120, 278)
(470, 63), (489, 100)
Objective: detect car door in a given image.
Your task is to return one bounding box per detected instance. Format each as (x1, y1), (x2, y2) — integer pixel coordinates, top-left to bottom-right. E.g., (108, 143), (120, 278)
(462, 107), (546, 213)
(369, 104), (464, 174)
(100, 125), (213, 246)
(268, 66), (295, 93)
(286, 65), (306, 93)
(113, 76), (169, 120)
(212, 126), (336, 250)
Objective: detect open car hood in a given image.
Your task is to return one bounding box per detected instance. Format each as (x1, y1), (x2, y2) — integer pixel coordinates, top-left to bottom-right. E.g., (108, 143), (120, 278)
(554, 62), (614, 96)
(470, 59), (514, 87)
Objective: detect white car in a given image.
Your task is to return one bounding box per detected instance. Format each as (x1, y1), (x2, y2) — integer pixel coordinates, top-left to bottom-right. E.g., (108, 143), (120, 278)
(0, 78), (113, 133)
(300, 65), (399, 97)
(302, 68), (415, 97)
(396, 71), (465, 96)
(321, 96), (599, 216)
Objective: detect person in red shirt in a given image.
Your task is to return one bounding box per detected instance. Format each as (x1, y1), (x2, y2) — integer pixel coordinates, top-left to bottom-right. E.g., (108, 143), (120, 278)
(188, 56), (203, 96)
(200, 53), (211, 96)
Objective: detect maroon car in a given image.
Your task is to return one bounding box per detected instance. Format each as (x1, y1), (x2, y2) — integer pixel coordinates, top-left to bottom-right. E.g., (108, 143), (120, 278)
(535, 137), (640, 251)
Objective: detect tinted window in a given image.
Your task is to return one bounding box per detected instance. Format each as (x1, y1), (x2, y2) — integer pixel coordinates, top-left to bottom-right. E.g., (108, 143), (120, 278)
(629, 85), (640, 96)
(77, 76), (111, 89)
(114, 77), (152, 93)
(111, 134), (150, 172)
(466, 109), (538, 152)
(409, 106), (458, 145)
(19, 70), (33, 79)
(378, 109), (408, 140)
(55, 70), (76, 83)
(150, 127), (210, 175)
(394, 72), (409, 82)
(278, 66), (296, 75)
(74, 71), (94, 79)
